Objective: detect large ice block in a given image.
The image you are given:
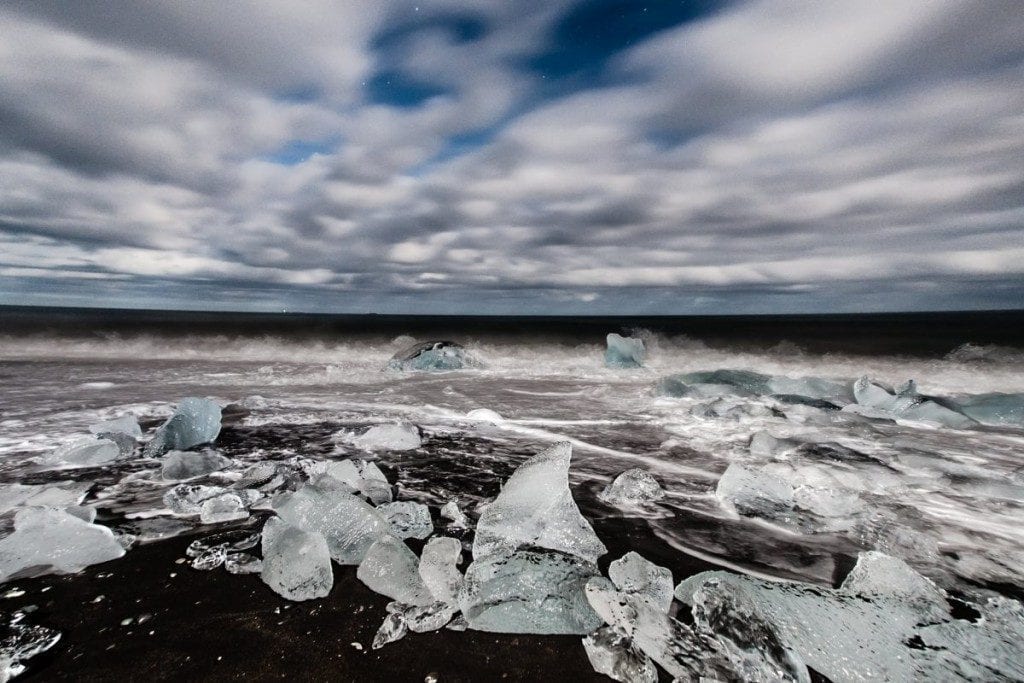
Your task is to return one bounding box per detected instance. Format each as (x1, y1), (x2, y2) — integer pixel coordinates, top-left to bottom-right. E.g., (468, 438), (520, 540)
(260, 517), (333, 601)
(378, 501), (433, 540)
(608, 551), (674, 613)
(418, 536), (463, 605)
(472, 442), (606, 563)
(0, 507), (125, 582)
(273, 484), (390, 565)
(715, 463), (794, 516)
(356, 535), (434, 606)
(582, 626), (657, 683)
(45, 436), (120, 468)
(604, 333), (645, 368)
(386, 340), (478, 372)
(144, 397), (222, 457)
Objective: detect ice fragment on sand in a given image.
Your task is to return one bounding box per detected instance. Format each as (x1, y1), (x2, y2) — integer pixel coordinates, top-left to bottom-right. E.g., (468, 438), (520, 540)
(260, 517), (333, 601)
(378, 501), (432, 540)
(224, 553), (262, 575)
(45, 436), (120, 468)
(716, 463), (794, 515)
(605, 333), (645, 368)
(199, 493), (249, 524)
(598, 469), (664, 506)
(386, 340), (478, 371)
(1, 612), (61, 681)
(582, 626), (657, 683)
(439, 501), (470, 528)
(0, 507), (125, 582)
(190, 546), (227, 571)
(357, 535), (434, 606)
(89, 415), (142, 438)
(160, 450), (232, 480)
(472, 442), (606, 563)
(418, 537), (463, 605)
(404, 601), (457, 633)
(460, 549), (602, 634)
(144, 397), (222, 457)
(608, 552), (674, 613)
(350, 422), (422, 451)
(274, 484), (390, 565)
(372, 611), (408, 649)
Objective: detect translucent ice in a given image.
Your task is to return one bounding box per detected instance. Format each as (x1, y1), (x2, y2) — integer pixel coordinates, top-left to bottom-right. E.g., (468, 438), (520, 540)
(608, 552), (674, 613)
(658, 370), (851, 405)
(144, 397), (222, 457)
(372, 611), (408, 649)
(160, 450), (232, 481)
(1, 612), (61, 681)
(307, 459), (392, 505)
(378, 501), (433, 540)
(273, 484), (390, 565)
(582, 626), (657, 683)
(715, 464), (794, 516)
(88, 414), (142, 437)
(357, 535), (434, 606)
(851, 377), (976, 428)
(460, 548), (602, 634)
(224, 553), (262, 575)
(598, 469), (665, 506)
(605, 333), (645, 368)
(350, 422), (422, 451)
(199, 493), (249, 524)
(0, 483), (89, 515)
(472, 442), (606, 563)
(418, 536), (463, 605)
(0, 507), (125, 582)
(439, 501), (470, 528)
(954, 391), (1024, 427)
(386, 340), (478, 371)
(260, 517), (333, 601)
(45, 436), (120, 468)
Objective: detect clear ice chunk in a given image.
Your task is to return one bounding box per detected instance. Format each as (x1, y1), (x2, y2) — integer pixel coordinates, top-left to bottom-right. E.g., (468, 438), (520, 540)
(439, 501), (470, 528)
(459, 548), (603, 634)
(356, 535), (434, 606)
(598, 469), (665, 506)
(582, 626), (658, 683)
(163, 484), (227, 515)
(1, 612), (61, 681)
(953, 391), (1024, 428)
(715, 463), (794, 516)
(372, 611), (408, 649)
(418, 536), (463, 605)
(377, 501), (433, 540)
(0, 507), (125, 582)
(306, 459), (392, 505)
(45, 436), (120, 468)
(160, 450), (232, 481)
(386, 340), (478, 371)
(404, 601), (457, 633)
(851, 377), (976, 428)
(350, 422), (422, 451)
(472, 442), (606, 563)
(608, 552), (674, 613)
(273, 484), (390, 565)
(144, 397), (222, 457)
(199, 493), (249, 524)
(260, 517), (333, 601)
(88, 414), (142, 437)
(605, 333), (645, 368)
(224, 552), (262, 574)
(0, 483), (89, 515)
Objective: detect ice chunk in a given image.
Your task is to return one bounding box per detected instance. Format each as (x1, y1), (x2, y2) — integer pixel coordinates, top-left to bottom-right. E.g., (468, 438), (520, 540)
(0, 483), (89, 515)
(852, 376), (897, 410)
(260, 517), (333, 601)
(45, 436), (120, 468)
(273, 484), (390, 565)
(0, 507), (125, 582)
(199, 493), (249, 524)
(350, 422), (422, 451)
(851, 377), (976, 428)
(386, 340), (478, 371)
(608, 552), (674, 613)
(439, 501), (470, 528)
(1, 612), (61, 681)
(306, 459), (392, 505)
(460, 548), (603, 634)
(378, 501), (433, 540)
(372, 611), (408, 649)
(839, 551), (946, 609)
(473, 442), (606, 563)
(418, 536), (463, 605)
(356, 535), (433, 606)
(89, 414), (142, 437)
(163, 484), (228, 515)
(465, 408), (503, 424)
(716, 464), (794, 516)
(160, 450), (232, 481)
(582, 626), (657, 683)
(144, 397), (222, 457)
(598, 469), (665, 506)
(657, 369), (771, 398)
(98, 431), (136, 457)
(748, 431), (800, 458)
(404, 601), (458, 633)
(605, 333), (645, 368)
(224, 553), (262, 575)
(954, 391), (1024, 428)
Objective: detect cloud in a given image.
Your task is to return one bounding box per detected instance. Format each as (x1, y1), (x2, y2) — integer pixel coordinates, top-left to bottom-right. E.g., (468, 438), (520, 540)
(0, 0), (1022, 313)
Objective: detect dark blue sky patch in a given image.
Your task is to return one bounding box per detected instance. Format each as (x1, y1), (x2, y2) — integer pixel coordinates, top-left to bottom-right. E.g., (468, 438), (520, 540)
(371, 11), (488, 53)
(366, 70), (452, 108)
(263, 137), (338, 165)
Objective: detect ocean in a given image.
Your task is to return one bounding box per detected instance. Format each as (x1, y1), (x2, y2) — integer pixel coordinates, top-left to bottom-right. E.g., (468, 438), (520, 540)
(1, 305), (1023, 680)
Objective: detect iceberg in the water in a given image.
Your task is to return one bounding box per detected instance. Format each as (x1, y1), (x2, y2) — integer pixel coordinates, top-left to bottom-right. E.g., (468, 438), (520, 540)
(144, 397), (222, 457)
(89, 414), (142, 438)
(0, 507), (125, 582)
(378, 501), (433, 540)
(357, 535), (434, 606)
(953, 391), (1024, 428)
(605, 333), (645, 368)
(349, 422), (422, 451)
(598, 469), (665, 506)
(418, 536), (463, 605)
(386, 340), (478, 371)
(260, 517), (333, 601)
(160, 450), (232, 480)
(44, 436), (120, 468)
(473, 442), (606, 563)
(657, 369), (851, 406)
(273, 484), (390, 565)
(460, 548), (602, 634)
(849, 377), (976, 428)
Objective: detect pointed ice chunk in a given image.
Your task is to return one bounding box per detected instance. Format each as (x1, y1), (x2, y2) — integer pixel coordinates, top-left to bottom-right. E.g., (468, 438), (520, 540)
(582, 626), (658, 683)
(350, 422), (422, 451)
(0, 507), (125, 582)
(418, 536), (463, 605)
(372, 611), (408, 649)
(598, 469), (665, 506)
(144, 397), (222, 457)
(260, 517), (333, 601)
(378, 501), (433, 540)
(89, 414), (142, 437)
(605, 333), (645, 368)
(472, 442), (606, 563)
(460, 548), (602, 634)
(273, 484), (390, 565)
(838, 551), (946, 611)
(608, 552), (674, 614)
(45, 436), (120, 468)
(161, 450), (232, 481)
(357, 535), (434, 606)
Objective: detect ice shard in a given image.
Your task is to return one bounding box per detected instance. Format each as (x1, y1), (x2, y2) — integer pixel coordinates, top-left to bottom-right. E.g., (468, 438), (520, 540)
(260, 517), (333, 601)
(273, 484), (390, 565)
(598, 469), (665, 506)
(378, 501), (433, 540)
(0, 507), (125, 582)
(89, 414), (142, 438)
(582, 626), (657, 683)
(44, 436), (120, 468)
(418, 536), (463, 605)
(439, 501), (470, 528)
(160, 450), (232, 480)
(605, 333), (645, 368)
(144, 397), (222, 457)
(608, 551), (674, 613)
(163, 484), (228, 515)
(472, 442), (606, 563)
(386, 340), (478, 371)
(356, 535), (434, 606)
(350, 422), (422, 451)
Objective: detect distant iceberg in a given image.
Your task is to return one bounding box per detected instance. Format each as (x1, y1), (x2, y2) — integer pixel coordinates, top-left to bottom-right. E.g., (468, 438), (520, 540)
(386, 340), (479, 371)
(605, 333), (645, 368)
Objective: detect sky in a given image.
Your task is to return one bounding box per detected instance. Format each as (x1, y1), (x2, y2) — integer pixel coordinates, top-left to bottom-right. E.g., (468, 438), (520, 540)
(1, 1), (1022, 315)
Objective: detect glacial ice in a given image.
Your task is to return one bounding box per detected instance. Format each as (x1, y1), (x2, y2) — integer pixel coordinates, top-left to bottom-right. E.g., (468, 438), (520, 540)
(386, 340), (478, 371)
(274, 484), (390, 565)
(472, 442), (606, 563)
(715, 463), (794, 516)
(160, 450), (232, 480)
(608, 551), (674, 613)
(144, 397), (222, 457)
(849, 376), (976, 428)
(357, 535), (434, 606)
(372, 611), (408, 649)
(657, 369), (851, 406)
(418, 537), (463, 605)
(953, 391), (1024, 427)
(377, 501), (433, 540)
(88, 414), (142, 438)
(439, 500), (470, 528)
(199, 493), (249, 524)
(582, 626), (657, 683)
(260, 517), (333, 601)
(163, 484), (229, 515)
(403, 601), (458, 633)
(0, 507), (125, 582)
(460, 548), (603, 634)
(0, 612), (61, 681)
(605, 333), (645, 368)
(350, 422), (422, 451)
(0, 483), (89, 515)
(598, 469), (665, 506)
(45, 436), (120, 468)
(224, 553), (262, 575)
(306, 459), (393, 505)
(465, 408), (504, 424)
